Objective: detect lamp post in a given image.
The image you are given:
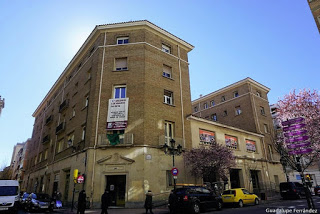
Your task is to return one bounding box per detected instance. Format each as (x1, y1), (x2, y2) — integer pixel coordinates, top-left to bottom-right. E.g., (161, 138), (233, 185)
(162, 139), (183, 190)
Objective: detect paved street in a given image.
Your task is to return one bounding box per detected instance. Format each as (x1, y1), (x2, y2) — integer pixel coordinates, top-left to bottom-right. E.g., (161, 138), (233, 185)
(15, 196), (320, 214)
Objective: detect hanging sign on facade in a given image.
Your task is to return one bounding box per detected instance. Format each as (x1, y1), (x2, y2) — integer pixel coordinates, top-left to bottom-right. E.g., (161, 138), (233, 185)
(199, 130), (216, 144)
(107, 98), (129, 130)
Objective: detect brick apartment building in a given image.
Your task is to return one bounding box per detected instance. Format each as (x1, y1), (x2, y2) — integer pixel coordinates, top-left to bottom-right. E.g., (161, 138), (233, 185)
(192, 78), (284, 190)
(23, 20), (194, 208)
(308, 0), (320, 33)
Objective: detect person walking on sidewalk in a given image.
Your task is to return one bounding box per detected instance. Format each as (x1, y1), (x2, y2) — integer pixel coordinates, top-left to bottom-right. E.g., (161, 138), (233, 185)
(101, 189), (110, 214)
(77, 190), (86, 214)
(144, 190), (154, 214)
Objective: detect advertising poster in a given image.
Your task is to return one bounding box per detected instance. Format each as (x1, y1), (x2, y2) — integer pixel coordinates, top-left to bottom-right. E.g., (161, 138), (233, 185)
(246, 140), (256, 152)
(199, 130), (216, 144)
(225, 135), (238, 149)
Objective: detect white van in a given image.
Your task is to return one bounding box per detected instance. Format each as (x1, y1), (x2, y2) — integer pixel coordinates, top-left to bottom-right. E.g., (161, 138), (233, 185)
(0, 180), (20, 213)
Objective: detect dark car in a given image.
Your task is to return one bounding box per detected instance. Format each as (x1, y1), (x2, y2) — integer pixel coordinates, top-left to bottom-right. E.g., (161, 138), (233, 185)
(280, 182), (305, 199)
(314, 185), (320, 196)
(25, 193), (54, 212)
(168, 185), (222, 214)
(19, 192), (30, 209)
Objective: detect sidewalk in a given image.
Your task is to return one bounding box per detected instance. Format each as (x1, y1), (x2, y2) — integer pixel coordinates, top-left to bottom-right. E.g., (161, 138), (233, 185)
(57, 196), (282, 214)
(55, 207), (169, 214)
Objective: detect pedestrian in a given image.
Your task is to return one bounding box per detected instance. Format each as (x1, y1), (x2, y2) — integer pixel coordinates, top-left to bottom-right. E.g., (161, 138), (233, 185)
(168, 190), (178, 214)
(144, 190), (153, 214)
(101, 189), (109, 214)
(77, 190), (86, 214)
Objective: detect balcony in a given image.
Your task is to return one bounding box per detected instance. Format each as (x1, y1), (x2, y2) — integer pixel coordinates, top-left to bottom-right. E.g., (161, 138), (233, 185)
(98, 133), (133, 146)
(59, 99), (69, 113)
(45, 115), (53, 125)
(158, 135), (184, 147)
(55, 122), (65, 134)
(42, 135), (50, 144)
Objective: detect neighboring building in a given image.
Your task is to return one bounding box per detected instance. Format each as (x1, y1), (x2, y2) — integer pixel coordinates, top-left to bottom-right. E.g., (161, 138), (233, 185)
(10, 143), (25, 180)
(0, 96), (4, 116)
(191, 78), (284, 190)
(188, 116), (285, 196)
(192, 77), (279, 162)
(307, 0), (320, 33)
(10, 140), (30, 190)
(23, 20), (194, 208)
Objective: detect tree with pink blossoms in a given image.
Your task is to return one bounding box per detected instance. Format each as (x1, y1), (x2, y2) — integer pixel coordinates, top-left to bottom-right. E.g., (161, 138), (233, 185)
(275, 89), (320, 173)
(183, 143), (236, 184)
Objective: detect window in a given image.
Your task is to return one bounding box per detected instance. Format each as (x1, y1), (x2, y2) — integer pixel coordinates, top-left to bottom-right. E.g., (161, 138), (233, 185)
(234, 91), (239, 98)
(44, 149), (48, 160)
(81, 126), (86, 141)
(115, 57), (128, 71)
(67, 134), (74, 148)
(268, 145), (273, 160)
(72, 107), (76, 118)
(235, 106), (242, 115)
(260, 106), (265, 115)
(225, 135), (238, 149)
(166, 170), (173, 186)
(199, 129), (216, 144)
(164, 90), (173, 105)
(38, 153), (42, 163)
(203, 103), (208, 109)
(211, 100), (215, 107)
(162, 44), (171, 54)
(164, 121), (174, 145)
(87, 69), (91, 80)
(117, 37), (129, 44)
(114, 85), (126, 99)
(246, 140), (256, 152)
(211, 113), (217, 121)
(57, 139), (64, 153)
(256, 91), (261, 97)
(194, 106), (198, 112)
(85, 96), (89, 107)
(163, 65), (172, 78)
(264, 124), (269, 133)
(223, 110), (228, 116)
(221, 96), (226, 102)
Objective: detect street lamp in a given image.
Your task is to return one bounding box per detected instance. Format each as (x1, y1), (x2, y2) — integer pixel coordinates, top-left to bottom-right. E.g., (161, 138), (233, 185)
(162, 138), (183, 190)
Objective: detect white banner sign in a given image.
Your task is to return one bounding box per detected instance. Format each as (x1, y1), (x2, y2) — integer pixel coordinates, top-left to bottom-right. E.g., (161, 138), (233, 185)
(107, 98), (129, 129)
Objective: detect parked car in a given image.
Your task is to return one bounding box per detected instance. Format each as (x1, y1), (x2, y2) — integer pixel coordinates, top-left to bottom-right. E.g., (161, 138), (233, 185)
(168, 185), (222, 214)
(314, 185), (320, 196)
(280, 182), (305, 199)
(221, 188), (259, 207)
(0, 180), (20, 213)
(19, 192), (30, 209)
(25, 193), (54, 212)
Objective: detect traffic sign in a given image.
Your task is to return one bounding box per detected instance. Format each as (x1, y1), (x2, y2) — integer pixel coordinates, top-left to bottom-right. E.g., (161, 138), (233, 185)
(171, 167), (179, 176)
(77, 175), (85, 183)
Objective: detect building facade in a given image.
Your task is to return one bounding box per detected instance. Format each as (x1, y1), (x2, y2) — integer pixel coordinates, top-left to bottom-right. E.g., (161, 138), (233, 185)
(308, 0), (320, 33)
(188, 116), (285, 197)
(23, 21), (194, 208)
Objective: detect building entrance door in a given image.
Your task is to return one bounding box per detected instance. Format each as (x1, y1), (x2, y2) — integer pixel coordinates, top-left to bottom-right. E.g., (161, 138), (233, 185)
(230, 169), (241, 188)
(106, 175), (126, 207)
(250, 170), (260, 195)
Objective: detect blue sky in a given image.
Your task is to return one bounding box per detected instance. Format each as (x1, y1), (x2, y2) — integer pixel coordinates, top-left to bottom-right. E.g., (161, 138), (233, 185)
(0, 0), (319, 166)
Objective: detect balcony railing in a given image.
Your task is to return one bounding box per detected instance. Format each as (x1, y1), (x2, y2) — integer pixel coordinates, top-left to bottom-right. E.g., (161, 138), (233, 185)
(42, 135), (50, 143)
(45, 115), (53, 125)
(158, 135), (184, 147)
(55, 122), (65, 134)
(59, 100), (69, 112)
(98, 133), (133, 146)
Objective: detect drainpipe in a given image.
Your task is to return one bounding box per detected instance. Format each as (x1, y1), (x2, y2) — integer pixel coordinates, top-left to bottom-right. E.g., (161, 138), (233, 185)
(177, 45), (185, 148)
(90, 32), (107, 205)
